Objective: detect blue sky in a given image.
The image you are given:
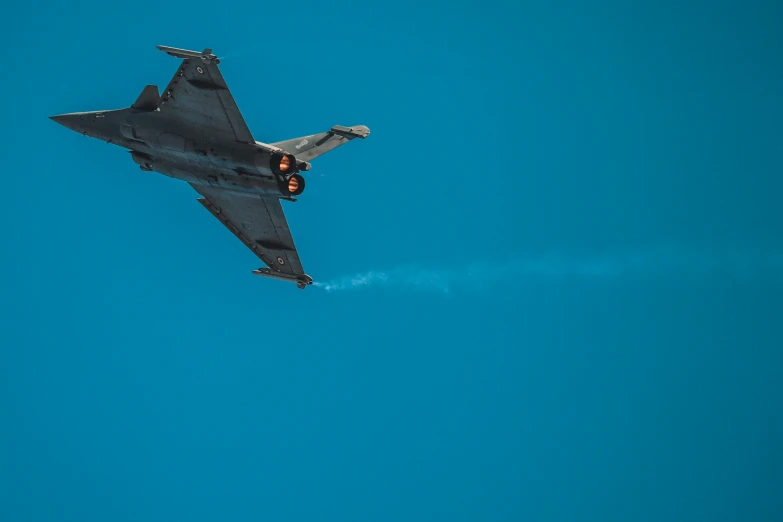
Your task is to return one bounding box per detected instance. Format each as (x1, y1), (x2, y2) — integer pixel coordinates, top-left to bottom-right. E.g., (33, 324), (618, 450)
(2, 1), (782, 521)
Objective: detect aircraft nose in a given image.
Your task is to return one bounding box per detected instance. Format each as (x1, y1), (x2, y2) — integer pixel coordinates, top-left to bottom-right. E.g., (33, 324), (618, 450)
(49, 113), (82, 132)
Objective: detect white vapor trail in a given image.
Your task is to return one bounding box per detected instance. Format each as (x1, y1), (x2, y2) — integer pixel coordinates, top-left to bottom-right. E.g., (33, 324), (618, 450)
(313, 246), (783, 293)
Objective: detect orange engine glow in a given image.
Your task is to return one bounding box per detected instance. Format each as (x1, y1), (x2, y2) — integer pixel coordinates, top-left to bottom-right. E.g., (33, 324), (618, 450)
(279, 156), (291, 172)
(288, 176), (300, 193)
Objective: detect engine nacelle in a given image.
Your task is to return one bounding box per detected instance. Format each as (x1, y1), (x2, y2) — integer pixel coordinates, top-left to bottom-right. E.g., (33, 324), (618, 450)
(269, 152), (299, 176)
(270, 152), (297, 176)
(254, 148), (299, 177)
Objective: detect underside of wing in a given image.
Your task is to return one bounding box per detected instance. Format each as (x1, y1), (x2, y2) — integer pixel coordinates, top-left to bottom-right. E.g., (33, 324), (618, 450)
(157, 48), (254, 144)
(191, 184), (312, 288)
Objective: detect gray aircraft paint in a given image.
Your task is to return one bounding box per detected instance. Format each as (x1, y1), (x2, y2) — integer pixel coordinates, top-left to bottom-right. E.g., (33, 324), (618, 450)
(50, 46), (369, 289)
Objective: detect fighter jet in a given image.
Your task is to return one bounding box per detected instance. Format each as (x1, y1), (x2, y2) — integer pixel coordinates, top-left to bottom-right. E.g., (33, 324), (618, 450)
(50, 45), (369, 289)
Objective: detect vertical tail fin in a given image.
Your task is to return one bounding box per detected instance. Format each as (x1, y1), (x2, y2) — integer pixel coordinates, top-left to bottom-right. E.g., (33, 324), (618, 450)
(271, 125), (370, 161)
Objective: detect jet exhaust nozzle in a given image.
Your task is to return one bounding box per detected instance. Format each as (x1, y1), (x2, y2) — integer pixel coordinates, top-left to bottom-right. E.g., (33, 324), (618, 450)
(271, 152), (297, 176)
(286, 174), (305, 196)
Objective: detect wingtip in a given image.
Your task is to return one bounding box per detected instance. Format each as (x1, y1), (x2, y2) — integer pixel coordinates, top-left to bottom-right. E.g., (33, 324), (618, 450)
(252, 268), (313, 289)
(331, 125), (371, 139)
(155, 45), (218, 62)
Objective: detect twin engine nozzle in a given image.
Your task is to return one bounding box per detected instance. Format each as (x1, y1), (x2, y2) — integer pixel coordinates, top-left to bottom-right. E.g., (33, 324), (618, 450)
(270, 151), (306, 196)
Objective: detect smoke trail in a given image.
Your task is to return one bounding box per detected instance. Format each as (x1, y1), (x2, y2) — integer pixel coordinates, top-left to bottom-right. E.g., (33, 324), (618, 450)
(313, 246), (783, 293)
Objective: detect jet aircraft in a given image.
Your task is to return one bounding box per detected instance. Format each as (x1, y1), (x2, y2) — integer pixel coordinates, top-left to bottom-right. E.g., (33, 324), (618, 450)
(50, 45), (370, 289)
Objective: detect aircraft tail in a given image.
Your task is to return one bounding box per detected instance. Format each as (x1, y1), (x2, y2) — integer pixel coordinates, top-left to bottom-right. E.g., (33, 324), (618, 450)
(271, 125), (370, 161)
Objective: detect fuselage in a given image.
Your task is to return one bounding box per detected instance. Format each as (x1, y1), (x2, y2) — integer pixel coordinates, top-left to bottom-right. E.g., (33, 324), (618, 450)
(49, 108), (306, 198)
